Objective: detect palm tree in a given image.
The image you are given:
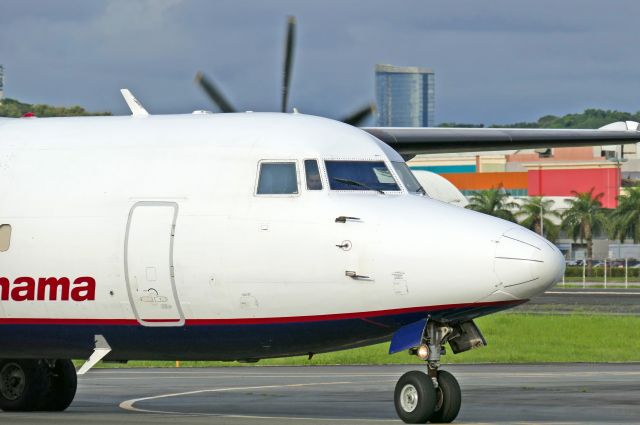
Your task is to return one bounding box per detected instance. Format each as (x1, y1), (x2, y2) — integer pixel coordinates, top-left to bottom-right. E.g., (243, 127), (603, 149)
(609, 186), (640, 243)
(561, 188), (608, 273)
(466, 188), (519, 222)
(516, 197), (561, 241)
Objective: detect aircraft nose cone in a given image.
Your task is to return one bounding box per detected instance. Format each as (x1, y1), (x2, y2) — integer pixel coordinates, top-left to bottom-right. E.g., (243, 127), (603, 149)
(494, 227), (565, 299)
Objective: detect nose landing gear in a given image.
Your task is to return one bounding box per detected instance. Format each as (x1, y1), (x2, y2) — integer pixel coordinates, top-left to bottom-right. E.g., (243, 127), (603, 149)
(394, 320), (471, 423)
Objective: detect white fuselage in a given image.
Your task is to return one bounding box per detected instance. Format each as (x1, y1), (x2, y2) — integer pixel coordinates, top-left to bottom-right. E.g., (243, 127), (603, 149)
(0, 113), (564, 360)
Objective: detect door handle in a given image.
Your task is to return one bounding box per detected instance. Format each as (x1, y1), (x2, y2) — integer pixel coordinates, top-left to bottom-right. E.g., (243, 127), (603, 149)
(336, 240), (352, 250)
(335, 216), (361, 223)
(346, 271), (371, 280)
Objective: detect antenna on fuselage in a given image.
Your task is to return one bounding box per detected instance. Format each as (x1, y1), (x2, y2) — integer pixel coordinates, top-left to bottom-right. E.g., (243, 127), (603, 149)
(120, 89), (149, 117)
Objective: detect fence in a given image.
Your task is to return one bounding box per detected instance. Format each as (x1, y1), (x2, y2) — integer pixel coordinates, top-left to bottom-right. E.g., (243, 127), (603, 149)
(563, 258), (640, 288)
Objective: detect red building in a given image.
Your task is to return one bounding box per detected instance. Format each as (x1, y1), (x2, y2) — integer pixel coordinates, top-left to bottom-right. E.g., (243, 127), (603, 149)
(525, 162), (620, 208)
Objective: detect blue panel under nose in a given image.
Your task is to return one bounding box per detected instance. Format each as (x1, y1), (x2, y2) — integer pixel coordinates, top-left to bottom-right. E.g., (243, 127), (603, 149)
(388, 318), (428, 354)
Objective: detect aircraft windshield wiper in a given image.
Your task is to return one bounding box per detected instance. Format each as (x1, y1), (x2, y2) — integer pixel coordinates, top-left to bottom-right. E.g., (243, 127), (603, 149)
(333, 178), (385, 194)
(416, 186), (426, 195)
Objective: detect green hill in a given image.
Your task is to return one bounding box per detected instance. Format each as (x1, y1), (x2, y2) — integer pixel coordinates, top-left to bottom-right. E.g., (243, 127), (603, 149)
(440, 108), (640, 129)
(0, 98), (111, 118)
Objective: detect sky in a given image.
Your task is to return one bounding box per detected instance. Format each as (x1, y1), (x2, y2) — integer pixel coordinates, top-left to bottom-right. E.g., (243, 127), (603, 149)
(1, 0), (639, 125)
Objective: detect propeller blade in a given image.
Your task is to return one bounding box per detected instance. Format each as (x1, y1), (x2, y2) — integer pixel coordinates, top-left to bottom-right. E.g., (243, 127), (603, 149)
(281, 16), (296, 113)
(195, 71), (236, 113)
(341, 103), (376, 126)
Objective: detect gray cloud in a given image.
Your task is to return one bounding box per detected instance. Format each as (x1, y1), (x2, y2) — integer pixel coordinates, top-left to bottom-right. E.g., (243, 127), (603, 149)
(1, 0), (639, 124)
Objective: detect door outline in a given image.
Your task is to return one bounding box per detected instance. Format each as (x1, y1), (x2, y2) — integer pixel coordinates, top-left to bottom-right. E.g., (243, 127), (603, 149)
(124, 201), (185, 327)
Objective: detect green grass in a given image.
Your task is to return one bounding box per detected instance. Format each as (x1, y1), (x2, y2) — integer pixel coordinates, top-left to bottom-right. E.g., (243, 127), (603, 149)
(90, 314), (640, 369)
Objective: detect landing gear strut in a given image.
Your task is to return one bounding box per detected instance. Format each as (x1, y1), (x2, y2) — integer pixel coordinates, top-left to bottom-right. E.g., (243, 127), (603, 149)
(395, 320), (482, 423)
(0, 359), (77, 411)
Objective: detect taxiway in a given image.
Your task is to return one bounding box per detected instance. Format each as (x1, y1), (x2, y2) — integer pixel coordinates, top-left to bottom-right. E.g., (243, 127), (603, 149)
(0, 364), (638, 424)
(516, 287), (640, 315)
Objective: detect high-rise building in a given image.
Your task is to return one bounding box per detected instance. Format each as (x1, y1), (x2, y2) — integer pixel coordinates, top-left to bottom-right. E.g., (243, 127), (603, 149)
(0, 65), (4, 101)
(375, 64), (435, 127)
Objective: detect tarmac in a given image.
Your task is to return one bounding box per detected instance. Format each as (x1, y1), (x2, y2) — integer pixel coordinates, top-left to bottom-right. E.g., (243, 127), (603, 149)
(1, 364), (639, 424)
(515, 287), (640, 315)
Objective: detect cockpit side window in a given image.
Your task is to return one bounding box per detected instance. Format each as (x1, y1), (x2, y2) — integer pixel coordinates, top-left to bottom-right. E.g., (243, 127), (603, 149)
(304, 159), (323, 190)
(392, 161), (426, 195)
(325, 160), (400, 192)
(256, 162), (298, 195)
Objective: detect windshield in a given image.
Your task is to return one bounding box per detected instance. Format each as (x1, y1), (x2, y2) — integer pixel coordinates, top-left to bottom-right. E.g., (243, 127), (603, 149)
(325, 161), (400, 192)
(392, 161), (426, 195)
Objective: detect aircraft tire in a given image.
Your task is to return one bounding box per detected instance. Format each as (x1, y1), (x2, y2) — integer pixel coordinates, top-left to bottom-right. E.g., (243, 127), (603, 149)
(0, 359), (50, 411)
(394, 370), (436, 423)
(39, 359), (77, 411)
(429, 370), (461, 423)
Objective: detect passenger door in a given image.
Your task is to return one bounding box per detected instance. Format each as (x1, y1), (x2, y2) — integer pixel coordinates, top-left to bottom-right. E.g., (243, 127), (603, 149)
(125, 201), (185, 326)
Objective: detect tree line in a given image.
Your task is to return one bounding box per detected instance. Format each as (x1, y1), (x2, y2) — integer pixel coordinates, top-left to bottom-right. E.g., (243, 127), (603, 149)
(1, 100), (637, 127)
(466, 187), (640, 272)
(439, 108), (640, 129)
(0, 98), (110, 117)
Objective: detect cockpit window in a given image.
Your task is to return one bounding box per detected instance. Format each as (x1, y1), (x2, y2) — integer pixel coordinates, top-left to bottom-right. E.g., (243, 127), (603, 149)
(304, 160), (323, 190)
(257, 162), (298, 195)
(325, 160), (400, 192)
(392, 161), (426, 195)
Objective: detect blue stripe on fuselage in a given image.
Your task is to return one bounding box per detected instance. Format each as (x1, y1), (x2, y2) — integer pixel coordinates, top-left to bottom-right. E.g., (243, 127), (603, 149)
(0, 301), (524, 360)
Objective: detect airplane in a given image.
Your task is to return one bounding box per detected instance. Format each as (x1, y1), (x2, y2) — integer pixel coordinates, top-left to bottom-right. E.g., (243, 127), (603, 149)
(1, 91), (639, 423)
(2, 17), (640, 425)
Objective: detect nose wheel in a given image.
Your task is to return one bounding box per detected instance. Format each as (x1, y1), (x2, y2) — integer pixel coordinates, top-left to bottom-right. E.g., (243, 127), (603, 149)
(430, 370), (461, 423)
(395, 371), (436, 423)
(394, 369), (461, 423)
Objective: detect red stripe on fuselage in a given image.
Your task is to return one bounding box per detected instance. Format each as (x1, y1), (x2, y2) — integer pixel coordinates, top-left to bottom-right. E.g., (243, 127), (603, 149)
(0, 299), (526, 326)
